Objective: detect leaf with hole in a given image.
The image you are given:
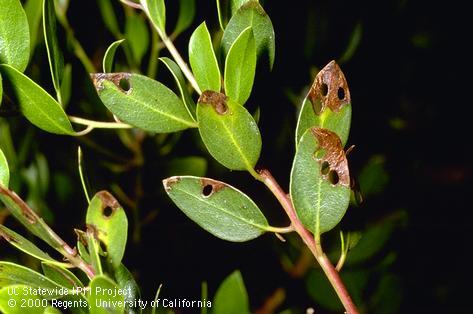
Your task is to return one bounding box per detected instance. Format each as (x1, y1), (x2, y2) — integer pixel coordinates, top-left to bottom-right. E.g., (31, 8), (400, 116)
(0, 285), (47, 314)
(290, 128), (350, 236)
(174, 0), (195, 36)
(0, 148), (8, 187)
(43, 0), (64, 101)
(0, 64), (74, 135)
(91, 72), (197, 132)
(41, 262), (83, 289)
(213, 270), (250, 314)
(224, 27), (256, 105)
(142, 0), (166, 35)
(222, 0), (275, 68)
(295, 61), (351, 147)
(197, 91), (261, 171)
(125, 13), (149, 65)
(163, 176), (269, 242)
(103, 39), (125, 73)
(85, 191), (128, 269)
(88, 276), (124, 314)
(189, 22), (221, 92)
(0, 0), (30, 72)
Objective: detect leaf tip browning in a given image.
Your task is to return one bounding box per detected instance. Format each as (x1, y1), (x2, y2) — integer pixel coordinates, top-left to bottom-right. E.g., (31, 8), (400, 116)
(163, 176), (181, 192)
(90, 73), (132, 94)
(96, 191), (120, 218)
(198, 90), (228, 115)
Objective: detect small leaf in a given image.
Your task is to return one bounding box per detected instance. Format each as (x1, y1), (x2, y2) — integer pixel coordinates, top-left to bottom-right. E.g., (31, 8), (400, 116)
(97, 0), (120, 37)
(88, 276), (124, 314)
(222, 0), (275, 68)
(0, 0), (30, 72)
(189, 22), (221, 92)
(290, 128), (350, 236)
(114, 264), (141, 314)
(103, 39), (125, 73)
(213, 270), (250, 314)
(358, 155), (389, 197)
(160, 57), (196, 119)
(91, 72), (197, 132)
(0, 64), (74, 135)
(59, 63), (72, 107)
(163, 176), (268, 242)
(295, 61), (351, 147)
(0, 148), (9, 187)
(224, 27), (256, 105)
(0, 285), (47, 314)
(197, 91), (261, 171)
(24, 0), (43, 52)
(85, 191), (128, 269)
(125, 13), (149, 65)
(142, 0), (166, 34)
(174, 0), (195, 36)
(339, 22), (363, 64)
(41, 263), (83, 292)
(43, 0), (64, 99)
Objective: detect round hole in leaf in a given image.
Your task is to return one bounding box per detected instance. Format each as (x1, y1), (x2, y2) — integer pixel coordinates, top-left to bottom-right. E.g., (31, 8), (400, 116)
(202, 184), (213, 197)
(328, 170), (339, 185)
(337, 87), (345, 100)
(103, 207), (113, 218)
(321, 83), (329, 96)
(321, 161), (330, 175)
(119, 77), (131, 92)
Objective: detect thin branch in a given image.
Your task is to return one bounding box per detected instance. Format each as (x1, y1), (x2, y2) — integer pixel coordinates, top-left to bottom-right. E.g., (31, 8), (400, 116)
(69, 116), (133, 129)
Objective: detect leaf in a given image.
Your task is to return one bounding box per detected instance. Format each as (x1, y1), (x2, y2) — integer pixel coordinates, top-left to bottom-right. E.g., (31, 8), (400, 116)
(165, 156), (207, 177)
(114, 264), (141, 314)
(41, 262), (83, 289)
(142, 0), (166, 34)
(43, 307), (62, 314)
(339, 22), (363, 64)
(85, 191), (128, 269)
(0, 64), (74, 135)
(0, 285), (47, 314)
(224, 27), (256, 105)
(213, 270), (250, 314)
(59, 63), (72, 107)
(125, 13), (149, 65)
(358, 155), (389, 197)
(222, 0), (275, 68)
(163, 176), (268, 242)
(174, 0), (195, 36)
(91, 72), (197, 132)
(43, 0), (64, 100)
(189, 22), (221, 92)
(0, 262), (64, 298)
(231, 0), (248, 15)
(103, 39), (125, 73)
(0, 0), (30, 72)
(295, 61), (352, 147)
(290, 128), (350, 236)
(197, 91), (261, 171)
(0, 148), (8, 187)
(97, 0), (120, 37)
(88, 276), (124, 314)
(24, 0), (43, 52)
(160, 57), (196, 119)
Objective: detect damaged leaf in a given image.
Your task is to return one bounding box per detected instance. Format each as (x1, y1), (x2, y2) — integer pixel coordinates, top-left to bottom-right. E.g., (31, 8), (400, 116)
(290, 128), (350, 236)
(0, 148), (8, 187)
(85, 191), (128, 269)
(91, 72), (197, 132)
(197, 91), (262, 171)
(296, 61), (351, 146)
(163, 176), (269, 242)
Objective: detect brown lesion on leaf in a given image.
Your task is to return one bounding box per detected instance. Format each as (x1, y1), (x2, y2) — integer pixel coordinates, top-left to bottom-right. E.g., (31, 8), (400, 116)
(90, 73), (132, 94)
(162, 176), (181, 192)
(0, 186), (38, 224)
(200, 178), (226, 198)
(311, 128), (350, 186)
(0, 228), (13, 242)
(198, 90), (229, 115)
(96, 191), (120, 219)
(308, 60), (351, 114)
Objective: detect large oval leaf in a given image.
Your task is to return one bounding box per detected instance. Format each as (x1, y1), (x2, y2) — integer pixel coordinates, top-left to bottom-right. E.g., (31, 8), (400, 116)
(0, 64), (74, 135)
(213, 270), (250, 314)
(224, 27), (256, 105)
(222, 0), (275, 68)
(91, 72), (197, 132)
(290, 128), (350, 236)
(163, 176), (268, 242)
(295, 61), (351, 147)
(189, 22), (221, 92)
(0, 0), (30, 72)
(0, 148), (8, 187)
(85, 191), (128, 269)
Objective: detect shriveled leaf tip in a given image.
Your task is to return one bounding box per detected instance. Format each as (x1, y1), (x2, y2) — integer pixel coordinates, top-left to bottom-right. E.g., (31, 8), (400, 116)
(198, 90), (228, 115)
(163, 177), (181, 192)
(309, 61), (351, 114)
(91, 73), (132, 94)
(311, 128), (350, 186)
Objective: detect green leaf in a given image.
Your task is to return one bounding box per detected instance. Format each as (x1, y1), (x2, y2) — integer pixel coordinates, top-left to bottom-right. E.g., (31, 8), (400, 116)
(59, 63), (72, 107)
(189, 22), (221, 92)
(295, 61), (351, 147)
(0, 0), (30, 72)
(125, 13), (149, 65)
(0, 64), (74, 135)
(85, 191), (128, 269)
(174, 0), (195, 36)
(339, 22), (362, 64)
(165, 156), (207, 177)
(222, 0), (275, 68)
(43, 307), (62, 314)
(43, 0), (64, 100)
(24, 0), (43, 52)
(142, 0), (166, 34)
(213, 270), (250, 314)
(88, 276), (124, 314)
(92, 72), (197, 132)
(97, 0), (120, 37)
(41, 262), (83, 289)
(197, 91), (261, 171)
(224, 27), (256, 105)
(290, 128), (350, 236)
(0, 285), (47, 314)
(103, 39), (125, 73)
(0, 262), (64, 298)
(163, 176), (268, 242)
(358, 155), (389, 197)
(160, 57), (196, 119)
(114, 264), (141, 314)
(0, 148), (9, 187)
